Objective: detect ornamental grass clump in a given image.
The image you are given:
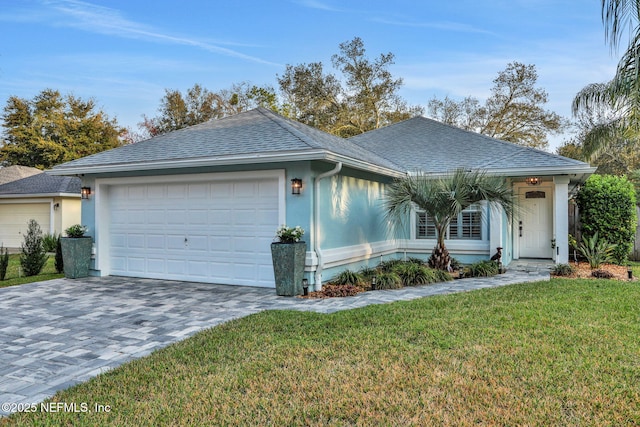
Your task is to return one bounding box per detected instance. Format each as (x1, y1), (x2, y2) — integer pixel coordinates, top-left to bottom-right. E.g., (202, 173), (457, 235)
(274, 225), (304, 243)
(331, 270), (363, 286)
(466, 260), (500, 277)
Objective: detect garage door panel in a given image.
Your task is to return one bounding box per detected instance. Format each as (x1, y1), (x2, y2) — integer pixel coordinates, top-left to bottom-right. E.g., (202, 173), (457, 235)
(108, 176), (279, 287)
(0, 203), (51, 248)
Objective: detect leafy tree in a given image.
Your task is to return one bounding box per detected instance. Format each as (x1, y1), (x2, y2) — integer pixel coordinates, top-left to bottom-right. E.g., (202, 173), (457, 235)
(279, 37), (423, 137)
(277, 62), (343, 133)
(384, 169), (516, 271)
(331, 37), (421, 135)
(558, 101), (640, 174)
(427, 62), (565, 150)
(575, 174), (637, 264)
(20, 219), (47, 276)
(140, 82), (282, 137)
(1, 89), (124, 169)
(139, 83), (222, 137)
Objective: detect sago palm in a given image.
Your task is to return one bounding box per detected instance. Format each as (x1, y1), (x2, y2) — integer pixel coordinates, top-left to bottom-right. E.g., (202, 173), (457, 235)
(384, 169), (516, 271)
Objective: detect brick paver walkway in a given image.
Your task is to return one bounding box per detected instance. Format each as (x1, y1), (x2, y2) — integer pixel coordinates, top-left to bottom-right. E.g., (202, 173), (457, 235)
(0, 269), (548, 415)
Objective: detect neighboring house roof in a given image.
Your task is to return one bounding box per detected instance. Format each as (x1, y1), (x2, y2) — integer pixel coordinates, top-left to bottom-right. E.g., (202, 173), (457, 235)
(49, 107), (594, 180)
(50, 107), (405, 176)
(0, 172), (81, 198)
(348, 116), (594, 177)
(0, 165), (43, 185)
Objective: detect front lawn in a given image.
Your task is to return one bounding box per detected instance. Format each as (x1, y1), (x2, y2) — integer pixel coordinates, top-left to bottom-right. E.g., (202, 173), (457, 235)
(0, 254), (63, 288)
(3, 278), (640, 426)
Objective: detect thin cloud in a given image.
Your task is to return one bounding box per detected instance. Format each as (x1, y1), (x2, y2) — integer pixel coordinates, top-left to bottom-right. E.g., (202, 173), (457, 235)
(372, 17), (496, 35)
(39, 0), (281, 66)
(292, 0), (344, 12)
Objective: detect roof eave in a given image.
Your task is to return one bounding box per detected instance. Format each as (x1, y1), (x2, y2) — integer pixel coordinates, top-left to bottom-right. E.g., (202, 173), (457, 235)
(49, 150), (405, 178)
(0, 192), (80, 199)
(408, 165), (596, 180)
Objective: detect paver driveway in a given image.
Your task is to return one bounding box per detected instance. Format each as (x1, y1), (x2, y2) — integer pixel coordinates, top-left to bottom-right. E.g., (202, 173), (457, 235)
(0, 269), (548, 415)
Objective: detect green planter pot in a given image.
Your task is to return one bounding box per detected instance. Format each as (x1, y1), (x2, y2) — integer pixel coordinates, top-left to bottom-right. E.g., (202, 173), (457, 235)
(60, 237), (93, 279)
(271, 241), (306, 296)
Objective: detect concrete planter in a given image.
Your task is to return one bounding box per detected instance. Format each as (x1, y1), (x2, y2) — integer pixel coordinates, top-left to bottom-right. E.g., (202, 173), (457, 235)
(270, 242), (306, 296)
(60, 237), (92, 279)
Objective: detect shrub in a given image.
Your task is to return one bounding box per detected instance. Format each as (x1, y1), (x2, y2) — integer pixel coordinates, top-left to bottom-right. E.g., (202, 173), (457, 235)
(577, 232), (616, 269)
(20, 219), (48, 277)
(0, 245), (8, 280)
(378, 259), (403, 272)
(331, 270), (363, 286)
(551, 263), (575, 276)
(466, 260), (500, 277)
(433, 268), (454, 282)
(591, 269), (614, 279)
(406, 257), (426, 265)
(65, 224), (88, 238)
(42, 233), (59, 252)
(374, 271), (402, 290)
(55, 235), (64, 274)
(359, 266), (377, 281)
(392, 262), (435, 286)
(576, 174), (637, 264)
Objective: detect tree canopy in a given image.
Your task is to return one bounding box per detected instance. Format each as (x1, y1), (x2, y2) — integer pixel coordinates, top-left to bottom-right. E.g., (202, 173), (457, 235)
(0, 89), (125, 169)
(427, 62), (565, 150)
(139, 82), (282, 138)
(142, 37), (422, 139)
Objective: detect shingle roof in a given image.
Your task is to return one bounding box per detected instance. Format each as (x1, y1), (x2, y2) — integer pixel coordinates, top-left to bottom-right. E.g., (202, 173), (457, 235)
(51, 107), (404, 174)
(0, 172), (80, 196)
(348, 116), (591, 174)
(50, 108), (592, 178)
(0, 165), (43, 185)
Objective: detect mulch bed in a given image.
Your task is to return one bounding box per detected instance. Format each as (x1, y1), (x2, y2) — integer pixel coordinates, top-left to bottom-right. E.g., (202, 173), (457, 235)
(553, 262), (635, 281)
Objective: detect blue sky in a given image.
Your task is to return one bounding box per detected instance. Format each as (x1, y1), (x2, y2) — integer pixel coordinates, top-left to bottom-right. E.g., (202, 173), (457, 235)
(0, 0), (621, 150)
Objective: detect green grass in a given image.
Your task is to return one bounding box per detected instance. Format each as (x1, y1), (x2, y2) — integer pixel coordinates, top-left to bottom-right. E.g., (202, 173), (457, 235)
(0, 254), (63, 288)
(3, 278), (640, 426)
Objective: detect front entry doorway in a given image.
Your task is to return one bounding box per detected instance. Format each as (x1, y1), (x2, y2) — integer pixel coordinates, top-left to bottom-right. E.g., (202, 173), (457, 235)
(519, 189), (552, 259)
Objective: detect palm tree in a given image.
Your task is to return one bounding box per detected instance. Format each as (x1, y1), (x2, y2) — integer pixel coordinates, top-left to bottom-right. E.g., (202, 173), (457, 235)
(572, 0), (640, 161)
(384, 169), (516, 271)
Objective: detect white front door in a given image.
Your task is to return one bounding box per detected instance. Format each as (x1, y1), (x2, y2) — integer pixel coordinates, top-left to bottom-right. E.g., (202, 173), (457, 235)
(519, 189), (552, 258)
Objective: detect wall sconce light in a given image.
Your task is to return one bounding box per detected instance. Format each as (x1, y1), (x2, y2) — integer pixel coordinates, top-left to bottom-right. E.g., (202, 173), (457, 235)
(302, 278), (309, 296)
(53, 203), (60, 211)
(81, 187), (92, 199)
(291, 178), (302, 195)
(526, 177), (540, 186)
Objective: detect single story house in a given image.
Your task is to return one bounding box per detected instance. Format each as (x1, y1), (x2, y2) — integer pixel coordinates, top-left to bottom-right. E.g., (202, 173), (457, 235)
(50, 108), (595, 290)
(0, 166), (81, 248)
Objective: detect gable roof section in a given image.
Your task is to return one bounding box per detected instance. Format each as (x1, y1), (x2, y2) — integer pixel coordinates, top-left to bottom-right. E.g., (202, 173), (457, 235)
(0, 172), (80, 198)
(50, 107), (404, 176)
(348, 116), (594, 176)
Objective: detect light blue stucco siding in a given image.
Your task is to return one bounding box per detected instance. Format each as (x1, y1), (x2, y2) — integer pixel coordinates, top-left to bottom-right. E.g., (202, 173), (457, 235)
(313, 165), (397, 283)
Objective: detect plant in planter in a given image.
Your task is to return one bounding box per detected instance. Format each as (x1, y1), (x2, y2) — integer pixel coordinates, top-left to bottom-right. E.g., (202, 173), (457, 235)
(271, 225), (306, 296)
(60, 224), (92, 278)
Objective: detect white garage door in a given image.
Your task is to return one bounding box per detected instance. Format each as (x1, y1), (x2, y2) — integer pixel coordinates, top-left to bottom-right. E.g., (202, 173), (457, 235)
(0, 203), (51, 248)
(108, 176), (279, 287)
